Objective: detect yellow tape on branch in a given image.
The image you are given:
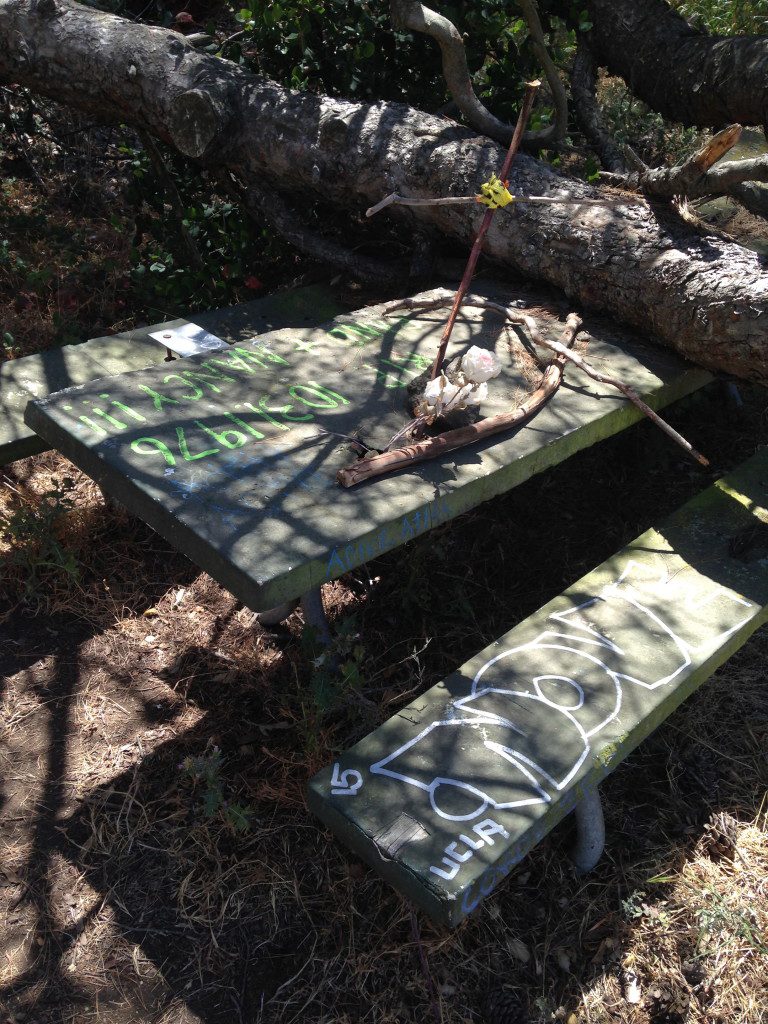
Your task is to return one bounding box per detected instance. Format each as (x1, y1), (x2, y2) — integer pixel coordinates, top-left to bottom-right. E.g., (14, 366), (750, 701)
(476, 173), (515, 209)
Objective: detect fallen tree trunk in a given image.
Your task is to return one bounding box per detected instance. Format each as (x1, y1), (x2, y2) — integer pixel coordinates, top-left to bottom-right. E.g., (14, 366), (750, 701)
(579, 0), (768, 129)
(1, 0), (766, 383)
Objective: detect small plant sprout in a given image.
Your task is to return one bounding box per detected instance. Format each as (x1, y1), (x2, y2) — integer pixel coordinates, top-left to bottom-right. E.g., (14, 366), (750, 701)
(417, 346), (502, 422)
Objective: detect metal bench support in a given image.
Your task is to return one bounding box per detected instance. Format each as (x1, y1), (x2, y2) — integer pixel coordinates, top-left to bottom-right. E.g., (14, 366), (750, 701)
(255, 588), (331, 641)
(255, 600), (298, 626)
(301, 587), (332, 644)
(571, 784), (605, 873)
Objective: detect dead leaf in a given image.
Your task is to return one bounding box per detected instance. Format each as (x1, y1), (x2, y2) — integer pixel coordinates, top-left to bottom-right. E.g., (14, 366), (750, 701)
(508, 936), (530, 963)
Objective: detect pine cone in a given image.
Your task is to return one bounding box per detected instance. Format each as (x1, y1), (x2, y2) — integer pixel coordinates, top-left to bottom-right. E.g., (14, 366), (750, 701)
(703, 810), (738, 860)
(645, 974), (691, 1023)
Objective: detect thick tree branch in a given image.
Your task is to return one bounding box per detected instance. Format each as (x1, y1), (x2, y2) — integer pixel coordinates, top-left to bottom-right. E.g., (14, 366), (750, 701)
(730, 181), (768, 220)
(517, 0), (568, 145)
(576, 0), (768, 129)
(1, 0), (766, 383)
(569, 41), (627, 173)
(389, 0), (567, 146)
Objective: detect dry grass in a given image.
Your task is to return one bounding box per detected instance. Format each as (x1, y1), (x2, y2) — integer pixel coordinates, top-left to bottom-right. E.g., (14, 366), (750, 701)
(2, 382), (768, 1023)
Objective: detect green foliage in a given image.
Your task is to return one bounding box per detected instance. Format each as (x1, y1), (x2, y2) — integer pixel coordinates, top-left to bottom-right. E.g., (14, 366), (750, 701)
(0, 477), (80, 599)
(598, 78), (703, 166)
(621, 889), (648, 920)
(222, 1), (563, 121)
(696, 887), (768, 954)
(120, 137), (284, 315)
(2, 330), (19, 357)
(179, 746), (253, 832)
(302, 614), (367, 715)
(226, 0), (443, 104)
(671, 0), (768, 35)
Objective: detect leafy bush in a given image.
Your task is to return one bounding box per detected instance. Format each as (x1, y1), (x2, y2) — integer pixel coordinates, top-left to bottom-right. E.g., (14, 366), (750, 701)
(672, 0), (768, 35)
(0, 477), (80, 601)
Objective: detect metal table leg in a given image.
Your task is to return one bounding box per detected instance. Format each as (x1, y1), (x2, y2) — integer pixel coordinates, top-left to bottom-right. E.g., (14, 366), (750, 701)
(300, 587), (331, 645)
(571, 785), (605, 873)
(255, 600), (298, 626)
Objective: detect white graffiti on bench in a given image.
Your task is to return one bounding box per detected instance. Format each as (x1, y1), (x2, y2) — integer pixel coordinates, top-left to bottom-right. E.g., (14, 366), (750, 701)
(364, 561), (753, 879)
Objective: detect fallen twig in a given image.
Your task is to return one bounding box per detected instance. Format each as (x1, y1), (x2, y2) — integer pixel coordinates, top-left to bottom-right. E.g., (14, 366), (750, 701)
(336, 314), (582, 488)
(381, 292), (709, 467)
(463, 297), (709, 467)
(366, 191), (639, 217)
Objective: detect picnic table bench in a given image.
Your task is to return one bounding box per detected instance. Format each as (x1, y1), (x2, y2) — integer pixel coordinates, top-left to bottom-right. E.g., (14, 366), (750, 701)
(308, 449), (768, 925)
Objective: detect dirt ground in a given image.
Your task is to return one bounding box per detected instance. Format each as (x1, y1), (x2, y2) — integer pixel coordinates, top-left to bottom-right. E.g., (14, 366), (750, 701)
(2, 93), (768, 1024)
(2, 380), (768, 1024)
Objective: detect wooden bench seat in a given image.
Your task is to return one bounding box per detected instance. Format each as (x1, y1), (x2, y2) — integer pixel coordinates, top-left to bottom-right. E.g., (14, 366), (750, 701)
(0, 284), (342, 465)
(308, 448), (768, 926)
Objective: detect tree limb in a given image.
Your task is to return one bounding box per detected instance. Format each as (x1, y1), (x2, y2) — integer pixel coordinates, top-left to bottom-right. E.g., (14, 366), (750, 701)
(599, 124), (768, 201)
(517, 0), (568, 145)
(389, 0), (567, 146)
(575, 0), (768, 129)
(2, 0), (767, 383)
(569, 41), (627, 173)
(730, 181), (768, 220)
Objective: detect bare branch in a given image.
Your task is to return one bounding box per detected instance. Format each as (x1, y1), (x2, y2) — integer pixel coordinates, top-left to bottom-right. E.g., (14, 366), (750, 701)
(517, 0), (568, 145)
(569, 41), (627, 173)
(598, 124), (768, 203)
(366, 191), (641, 218)
(427, 81), (539, 379)
(337, 314), (583, 488)
(379, 291), (709, 467)
(389, 0), (567, 146)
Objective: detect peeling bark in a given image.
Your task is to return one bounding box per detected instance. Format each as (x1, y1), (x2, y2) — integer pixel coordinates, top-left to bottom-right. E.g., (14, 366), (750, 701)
(1, 0), (766, 382)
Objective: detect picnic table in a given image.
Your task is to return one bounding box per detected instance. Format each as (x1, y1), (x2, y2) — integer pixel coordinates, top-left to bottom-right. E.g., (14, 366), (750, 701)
(24, 282), (712, 633)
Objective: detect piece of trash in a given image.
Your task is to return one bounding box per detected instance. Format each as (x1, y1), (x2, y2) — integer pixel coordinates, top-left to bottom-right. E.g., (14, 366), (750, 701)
(148, 322), (228, 357)
(621, 968), (642, 1004)
(416, 345), (502, 421)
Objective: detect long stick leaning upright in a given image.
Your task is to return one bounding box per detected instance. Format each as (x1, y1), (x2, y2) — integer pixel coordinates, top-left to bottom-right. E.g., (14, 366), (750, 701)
(427, 80), (540, 380)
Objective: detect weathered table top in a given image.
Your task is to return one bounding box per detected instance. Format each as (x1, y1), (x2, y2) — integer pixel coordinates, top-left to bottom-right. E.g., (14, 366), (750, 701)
(26, 284), (711, 611)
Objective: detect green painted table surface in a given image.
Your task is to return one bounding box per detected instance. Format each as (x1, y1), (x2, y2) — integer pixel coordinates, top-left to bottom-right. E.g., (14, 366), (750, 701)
(1, 284), (343, 464)
(309, 449), (768, 925)
(26, 283), (712, 612)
